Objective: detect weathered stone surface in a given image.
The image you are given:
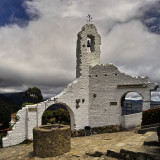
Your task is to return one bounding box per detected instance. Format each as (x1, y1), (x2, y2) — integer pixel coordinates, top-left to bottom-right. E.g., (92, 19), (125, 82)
(106, 149), (160, 160)
(71, 129), (85, 137)
(157, 126), (160, 143)
(92, 125), (121, 134)
(86, 151), (104, 157)
(0, 129), (160, 160)
(71, 125), (121, 137)
(33, 124), (71, 158)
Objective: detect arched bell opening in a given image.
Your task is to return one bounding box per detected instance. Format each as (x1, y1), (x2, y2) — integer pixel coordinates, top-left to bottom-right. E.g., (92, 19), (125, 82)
(121, 92), (143, 116)
(87, 35), (95, 53)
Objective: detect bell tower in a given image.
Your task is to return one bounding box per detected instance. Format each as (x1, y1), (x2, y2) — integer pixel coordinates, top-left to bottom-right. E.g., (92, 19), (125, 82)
(76, 24), (101, 78)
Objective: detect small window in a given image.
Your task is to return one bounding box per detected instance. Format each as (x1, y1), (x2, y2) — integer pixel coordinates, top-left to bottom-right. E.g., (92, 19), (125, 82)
(95, 75), (98, 77)
(93, 94), (96, 98)
(110, 102), (117, 106)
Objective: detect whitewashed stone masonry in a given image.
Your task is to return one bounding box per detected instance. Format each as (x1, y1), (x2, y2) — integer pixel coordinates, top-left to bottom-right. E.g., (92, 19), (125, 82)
(3, 24), (158, 147)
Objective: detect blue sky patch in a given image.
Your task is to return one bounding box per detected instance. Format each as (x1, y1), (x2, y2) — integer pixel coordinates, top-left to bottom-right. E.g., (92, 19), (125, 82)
(0, 0), (39, 27)
(142, 2), (160, 34)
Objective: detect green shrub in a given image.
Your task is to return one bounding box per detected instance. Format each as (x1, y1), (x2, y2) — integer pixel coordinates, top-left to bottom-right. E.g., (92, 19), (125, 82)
(142, 107), (160, 126)
(42, 109), (70, 125)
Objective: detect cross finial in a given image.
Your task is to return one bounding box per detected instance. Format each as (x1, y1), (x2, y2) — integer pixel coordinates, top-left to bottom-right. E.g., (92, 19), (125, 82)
(86, 14), (93, 24)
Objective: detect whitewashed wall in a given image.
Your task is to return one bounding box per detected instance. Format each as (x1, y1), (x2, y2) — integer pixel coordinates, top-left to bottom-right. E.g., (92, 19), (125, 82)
(2, 107), (27, 147)
(88, 64), (157, 128)
(2, 76), (90, 147)
(121, 112), (142, 129)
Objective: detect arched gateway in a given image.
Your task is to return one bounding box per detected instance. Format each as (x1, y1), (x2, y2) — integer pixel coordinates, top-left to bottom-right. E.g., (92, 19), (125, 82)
(3, 23), (158, 147)
(121, 92), (143, 116)
(41, 102), (75, 130)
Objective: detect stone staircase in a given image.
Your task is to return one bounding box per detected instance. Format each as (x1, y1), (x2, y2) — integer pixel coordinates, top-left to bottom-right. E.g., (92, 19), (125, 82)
(138, 123), (160, 134)
(106, 148), (160, 160)
(106, 131), (160, 160)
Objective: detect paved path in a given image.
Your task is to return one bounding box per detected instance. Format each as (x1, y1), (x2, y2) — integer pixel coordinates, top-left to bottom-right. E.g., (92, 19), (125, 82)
(0, 128), (158, 160)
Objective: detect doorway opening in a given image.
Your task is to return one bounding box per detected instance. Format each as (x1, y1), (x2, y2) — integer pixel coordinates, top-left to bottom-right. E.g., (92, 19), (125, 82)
(121, 92), (143, 116)
(42, 103), (71, 126)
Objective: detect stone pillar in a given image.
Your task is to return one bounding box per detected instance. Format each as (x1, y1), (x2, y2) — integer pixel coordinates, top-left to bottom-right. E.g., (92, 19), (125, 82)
(76, 24), (101, 78)
(143, 101), (150, 111)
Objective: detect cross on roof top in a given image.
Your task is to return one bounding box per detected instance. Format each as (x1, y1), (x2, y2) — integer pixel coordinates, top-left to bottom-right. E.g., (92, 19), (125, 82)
(86, 14), (93, 23)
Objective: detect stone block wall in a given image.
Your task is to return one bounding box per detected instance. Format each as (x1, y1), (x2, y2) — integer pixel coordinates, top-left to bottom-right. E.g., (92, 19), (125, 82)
(121, 112), (142, 128)
(76, 24), (101, 78)
(71, 125), (121, 137)
(2, 76), (90, 147)
(33, 125), (71, 158)
(89, 64), (157, 128)
(2, 107), (27, 147)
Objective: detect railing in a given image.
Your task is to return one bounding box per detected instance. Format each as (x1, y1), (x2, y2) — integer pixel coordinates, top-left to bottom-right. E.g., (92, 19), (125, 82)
(0, 128), (12, 132)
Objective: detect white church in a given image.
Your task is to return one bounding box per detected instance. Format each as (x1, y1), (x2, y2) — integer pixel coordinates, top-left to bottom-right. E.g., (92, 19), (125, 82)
(3, 23), (158, 147)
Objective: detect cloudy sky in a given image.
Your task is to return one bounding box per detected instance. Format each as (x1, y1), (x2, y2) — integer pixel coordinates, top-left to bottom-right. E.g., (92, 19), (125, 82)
(0, 0), (160, 100)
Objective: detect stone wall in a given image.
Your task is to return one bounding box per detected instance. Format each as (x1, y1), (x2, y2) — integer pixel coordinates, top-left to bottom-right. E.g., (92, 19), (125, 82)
(76, 24), (101, 78)
(121, 112), (142, 129)
(2, 107), (27, 147)
(2, 76), (90, 147)
(88, 64), (157, 128)
(33, 125), (71, 158)
(71, 125), (121, 137)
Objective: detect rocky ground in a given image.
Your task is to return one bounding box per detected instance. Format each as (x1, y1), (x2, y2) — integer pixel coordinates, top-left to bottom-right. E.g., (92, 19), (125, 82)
(0, 127), (159, 160)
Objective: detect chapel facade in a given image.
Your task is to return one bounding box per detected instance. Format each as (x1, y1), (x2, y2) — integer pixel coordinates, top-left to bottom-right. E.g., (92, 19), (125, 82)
(3, 24), (158, 147)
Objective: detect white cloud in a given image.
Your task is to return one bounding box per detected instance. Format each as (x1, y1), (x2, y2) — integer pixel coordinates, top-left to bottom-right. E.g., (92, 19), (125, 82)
(101, 20), (160, 81)
(125, 92), (143, 100)
(0, 0), (159, 97)
(151, 91), (160, 101)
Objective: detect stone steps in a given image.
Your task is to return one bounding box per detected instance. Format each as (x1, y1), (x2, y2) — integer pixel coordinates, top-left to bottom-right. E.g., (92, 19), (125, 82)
(114, 131), (154, 149)
(106, 131), (160, 160)
(106, 149), (160, 160)
(141, 123), (160, 129)
(138, 123), (160, 134)
(138, 126), (158, 134)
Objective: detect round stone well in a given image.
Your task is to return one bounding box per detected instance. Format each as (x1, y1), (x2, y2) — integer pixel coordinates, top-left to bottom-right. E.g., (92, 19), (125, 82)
(33, 124), (71, 158)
